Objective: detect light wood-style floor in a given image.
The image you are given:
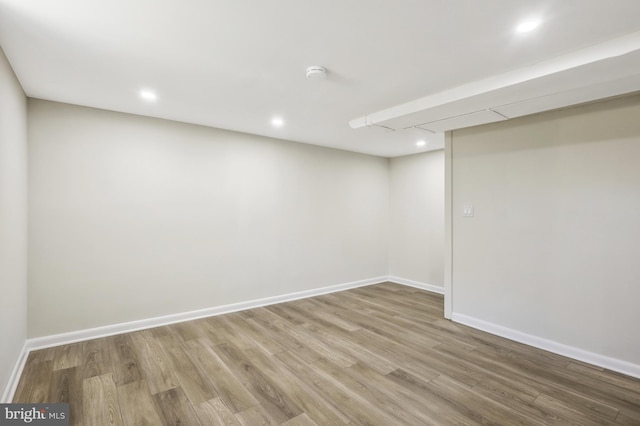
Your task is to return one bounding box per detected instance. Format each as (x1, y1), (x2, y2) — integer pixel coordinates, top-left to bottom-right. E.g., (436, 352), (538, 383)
(13, 282), (640, 425)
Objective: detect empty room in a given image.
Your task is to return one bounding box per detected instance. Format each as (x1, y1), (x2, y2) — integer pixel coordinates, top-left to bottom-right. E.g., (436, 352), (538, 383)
(1, 1), (640, 425)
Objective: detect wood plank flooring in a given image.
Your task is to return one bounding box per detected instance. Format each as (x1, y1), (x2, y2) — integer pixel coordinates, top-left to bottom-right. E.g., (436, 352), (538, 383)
(13, 282), (640, 425)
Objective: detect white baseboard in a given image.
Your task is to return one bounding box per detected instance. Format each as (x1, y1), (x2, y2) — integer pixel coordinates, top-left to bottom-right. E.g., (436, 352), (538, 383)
(1, 342), (29, 403)
(387, 276), (444, 295)
(5, 277), (383, 401)
(26, 275), (445, 352)
(2, 275), (440, 401)
(25, 276), (388, 352)
(452, 313), (640, 380)
(7, 278), (639, 402)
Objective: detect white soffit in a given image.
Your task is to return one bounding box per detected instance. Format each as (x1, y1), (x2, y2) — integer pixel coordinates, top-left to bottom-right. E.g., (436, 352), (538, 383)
(358, 123), (446, 150)
(493, 74), (640, 118)
(349, 31), (640, 132)
(416, 110), (507, 133)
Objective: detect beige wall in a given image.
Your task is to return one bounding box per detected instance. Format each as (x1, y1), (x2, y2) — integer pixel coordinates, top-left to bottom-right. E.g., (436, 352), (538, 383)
(451, 95), (640, 366)
(28, 100), (390, 337)
(389, 151), (444, 286)
(0, 47), (28, 400)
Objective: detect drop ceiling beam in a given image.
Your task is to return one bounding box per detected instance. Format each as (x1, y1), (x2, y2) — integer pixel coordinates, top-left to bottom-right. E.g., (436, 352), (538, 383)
(349, 31), (640, 132)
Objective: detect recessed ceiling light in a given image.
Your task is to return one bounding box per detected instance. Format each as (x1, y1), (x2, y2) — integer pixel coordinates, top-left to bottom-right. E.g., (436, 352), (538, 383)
(271, 117), (284, 128)
(139, 90), (157, 101)
(516, 20), (541, 33)
(416, 140), (426, 147)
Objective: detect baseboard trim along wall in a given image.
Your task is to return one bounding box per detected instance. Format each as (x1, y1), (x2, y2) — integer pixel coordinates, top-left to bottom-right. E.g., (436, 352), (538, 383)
(2, 276), (386, 401)
(452, 312), (640, 380)
(4, 275), (446, 401)
(27, 276), (393, 351)
(17, 278), (638, 400)
(387, 276), (445, 294)
(0, 342), (29, 403)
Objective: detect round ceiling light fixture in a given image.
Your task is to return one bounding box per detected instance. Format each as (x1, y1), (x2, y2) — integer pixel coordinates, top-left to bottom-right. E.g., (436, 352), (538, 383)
(306, 66), (327, 80)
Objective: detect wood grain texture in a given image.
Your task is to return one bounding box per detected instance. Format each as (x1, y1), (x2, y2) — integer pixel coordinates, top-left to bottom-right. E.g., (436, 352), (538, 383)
(53, 343), (83, 371)
(12, 282), (640, 425)
(128, 330), (178, 395)
(234, 404), (279, 426)
(108, 334), (142, 386)
(192, 397), (240, 426)
(116, 380), (163, 426)
(155, 332), (217, 404)
(83, 373), (123, 426)
(153, 387), (201, 426)
(281, 413), (319, 426)
(49, 367), (83, 426)
(82, 337), (112, 379)
(214, 341), (302, 423)
(185, 338), (260, 413)
(13, 359), (52, 403)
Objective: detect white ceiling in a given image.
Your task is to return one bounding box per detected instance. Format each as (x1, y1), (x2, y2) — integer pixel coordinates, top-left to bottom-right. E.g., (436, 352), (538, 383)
(1, 1), (640, 157)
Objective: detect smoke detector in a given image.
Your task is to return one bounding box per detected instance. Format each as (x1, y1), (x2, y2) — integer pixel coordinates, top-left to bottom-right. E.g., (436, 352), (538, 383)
(306, 66), (327, 80)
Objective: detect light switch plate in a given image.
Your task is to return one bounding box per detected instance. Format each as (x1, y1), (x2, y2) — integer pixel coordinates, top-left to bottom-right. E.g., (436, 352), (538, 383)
(463, 205), (474, 217)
